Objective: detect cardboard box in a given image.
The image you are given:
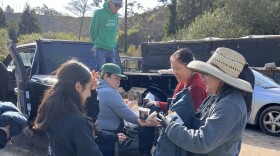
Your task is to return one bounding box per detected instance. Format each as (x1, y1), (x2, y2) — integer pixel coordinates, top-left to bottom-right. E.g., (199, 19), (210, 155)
(120, 87), (146, 105)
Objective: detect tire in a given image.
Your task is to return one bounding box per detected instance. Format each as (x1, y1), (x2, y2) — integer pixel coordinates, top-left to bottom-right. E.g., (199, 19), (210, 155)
(258, 106), (280, 137)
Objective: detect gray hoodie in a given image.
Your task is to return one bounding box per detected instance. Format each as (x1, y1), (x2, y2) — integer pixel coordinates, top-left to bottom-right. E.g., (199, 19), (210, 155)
(96, 80), (138, 131)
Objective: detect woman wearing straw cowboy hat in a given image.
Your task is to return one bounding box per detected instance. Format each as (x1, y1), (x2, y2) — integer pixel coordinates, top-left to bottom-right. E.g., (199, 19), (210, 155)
(160, 47), (253, 156)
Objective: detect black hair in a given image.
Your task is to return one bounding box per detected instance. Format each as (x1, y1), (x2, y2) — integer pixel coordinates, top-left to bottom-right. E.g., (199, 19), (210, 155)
(100, 72), (113, 79)
(238, 63), (255, 114)
(170, 48), (194, 65)
(33, 59), (91, 132)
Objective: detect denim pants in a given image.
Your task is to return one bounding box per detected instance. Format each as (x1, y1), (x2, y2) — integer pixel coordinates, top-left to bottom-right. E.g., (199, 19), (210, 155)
(95, 48), (115, 70)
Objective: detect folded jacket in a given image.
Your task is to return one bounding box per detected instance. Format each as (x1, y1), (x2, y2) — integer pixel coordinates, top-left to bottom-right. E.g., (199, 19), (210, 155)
(0, 102), (28, 137)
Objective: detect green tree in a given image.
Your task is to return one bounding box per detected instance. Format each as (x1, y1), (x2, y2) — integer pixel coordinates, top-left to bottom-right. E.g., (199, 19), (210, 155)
(183, 8), (249, 40)
(220, 0), (280, 35)
(17, 32), (82, 45)
(159, 0), (178, 36)
(117, 28), (141, 50)
(177, 0), (215, 28)
(127, 0), (144, 17)
(7, 20), (18, 43)
(18, 4), (41, 35)
(35, 4), (62, 16)
(0, 29), (9, 61)
(5, 5), (14, 13)
(0, 7), (7, 28)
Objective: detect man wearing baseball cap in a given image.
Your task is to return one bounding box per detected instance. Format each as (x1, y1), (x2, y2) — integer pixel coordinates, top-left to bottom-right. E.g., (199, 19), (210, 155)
(96, 63), (138, 155)
(90, 0), (123, 71)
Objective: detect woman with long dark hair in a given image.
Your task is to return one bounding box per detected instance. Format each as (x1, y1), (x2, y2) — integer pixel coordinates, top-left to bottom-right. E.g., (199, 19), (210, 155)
(33, 60), (102, 156)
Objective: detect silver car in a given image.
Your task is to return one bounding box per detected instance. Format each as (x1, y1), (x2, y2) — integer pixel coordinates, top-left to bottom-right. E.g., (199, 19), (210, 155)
(248, 69), (280, 137)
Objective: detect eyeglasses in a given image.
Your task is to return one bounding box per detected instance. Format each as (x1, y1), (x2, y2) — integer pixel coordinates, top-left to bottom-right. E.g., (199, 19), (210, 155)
(114, 3), (123, 8)
(201, 73), (209, 78)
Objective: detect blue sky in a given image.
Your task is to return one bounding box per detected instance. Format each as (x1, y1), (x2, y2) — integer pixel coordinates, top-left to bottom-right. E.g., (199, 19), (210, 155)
(1, 0), (160, 15)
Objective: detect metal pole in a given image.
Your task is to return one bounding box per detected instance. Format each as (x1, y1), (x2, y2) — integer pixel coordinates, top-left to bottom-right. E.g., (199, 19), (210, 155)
(124, 0), (128, 53)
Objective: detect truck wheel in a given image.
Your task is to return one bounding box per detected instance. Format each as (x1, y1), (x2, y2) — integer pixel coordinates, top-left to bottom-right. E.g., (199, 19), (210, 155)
(258, 106), (280, 137)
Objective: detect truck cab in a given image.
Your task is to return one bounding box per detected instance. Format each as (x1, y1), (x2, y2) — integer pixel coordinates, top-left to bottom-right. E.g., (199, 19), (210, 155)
(6, 39), (177, 123)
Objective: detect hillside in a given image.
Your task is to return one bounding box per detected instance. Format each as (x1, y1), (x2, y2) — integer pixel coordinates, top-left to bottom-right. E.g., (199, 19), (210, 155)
(119, 6), (168, 43)
(5, 12), (92, 38)
(5, 7), (167, 44)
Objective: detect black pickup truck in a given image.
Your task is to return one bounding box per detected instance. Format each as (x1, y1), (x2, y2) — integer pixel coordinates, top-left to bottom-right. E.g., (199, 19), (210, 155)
(4, 35), (280, 122)
(3, 39), (177, 123)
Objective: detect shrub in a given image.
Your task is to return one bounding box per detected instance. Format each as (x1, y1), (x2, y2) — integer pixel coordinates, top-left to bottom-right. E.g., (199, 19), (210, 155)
(0, 29), (9, 61)
(17, 32), (90, 45)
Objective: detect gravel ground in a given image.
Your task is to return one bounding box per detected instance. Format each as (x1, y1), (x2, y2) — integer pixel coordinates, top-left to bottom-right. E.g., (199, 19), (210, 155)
(240, 125), (280, 156)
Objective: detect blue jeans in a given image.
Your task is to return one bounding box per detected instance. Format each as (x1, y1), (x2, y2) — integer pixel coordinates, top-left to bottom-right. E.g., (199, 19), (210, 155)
(114, 47), (122, 72)
(95, 48), (115, 70)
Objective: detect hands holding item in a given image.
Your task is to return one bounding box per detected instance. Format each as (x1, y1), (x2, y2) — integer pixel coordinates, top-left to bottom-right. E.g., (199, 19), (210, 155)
(138, 118), (160, 127)
(145, 101), (159, 108)
(138, 112), (178, 128)
(117, 133), (126, 142)
(138, 111), (161, 127)
(157, 113), (177, 128)
(91, 70), (99, 90)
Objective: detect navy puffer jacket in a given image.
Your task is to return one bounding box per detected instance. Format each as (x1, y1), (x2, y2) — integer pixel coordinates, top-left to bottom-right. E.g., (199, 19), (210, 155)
(0, 102), (28, 138)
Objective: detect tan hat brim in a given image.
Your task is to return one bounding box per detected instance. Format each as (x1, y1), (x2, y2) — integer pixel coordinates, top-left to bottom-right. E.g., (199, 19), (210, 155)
(188, 61), (253, 93)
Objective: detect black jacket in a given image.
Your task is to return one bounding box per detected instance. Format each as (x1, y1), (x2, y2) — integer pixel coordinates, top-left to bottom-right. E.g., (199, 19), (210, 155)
(48, 112), (102, 156)
(85, 90), (118, 143)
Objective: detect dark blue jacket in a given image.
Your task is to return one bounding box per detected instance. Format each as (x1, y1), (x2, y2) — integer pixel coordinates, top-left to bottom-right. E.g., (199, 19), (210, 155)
(154, 88), (195, 156)
(48, 112), (102, 156)
(0, 102), (28, 137)
(0, 101), (28, 149)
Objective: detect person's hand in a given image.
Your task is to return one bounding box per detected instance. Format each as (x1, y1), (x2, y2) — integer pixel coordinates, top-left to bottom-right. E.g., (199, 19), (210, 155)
(146, 101), (159, 108)
(91, 70), (99, 90)
(0, 125), (10, 139)
(157, 113), (178, 128)
(138, 118), (161, 127)
(117, 133), (126, 142)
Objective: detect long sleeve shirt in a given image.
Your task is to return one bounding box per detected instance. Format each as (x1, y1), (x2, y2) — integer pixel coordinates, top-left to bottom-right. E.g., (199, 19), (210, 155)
(96, 80), (138, 131)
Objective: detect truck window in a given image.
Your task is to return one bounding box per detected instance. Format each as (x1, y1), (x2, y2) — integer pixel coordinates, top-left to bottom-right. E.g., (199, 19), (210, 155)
(7, 49), (35, 71)
(40, 43), (95, 74)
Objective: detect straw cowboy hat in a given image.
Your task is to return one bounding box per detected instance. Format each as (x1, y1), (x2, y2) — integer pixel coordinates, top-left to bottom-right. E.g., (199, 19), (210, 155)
(187, 47), (253, 93)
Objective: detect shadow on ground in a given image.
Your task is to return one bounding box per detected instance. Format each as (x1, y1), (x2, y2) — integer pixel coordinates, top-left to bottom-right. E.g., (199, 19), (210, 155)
(0, 127), (48, 156)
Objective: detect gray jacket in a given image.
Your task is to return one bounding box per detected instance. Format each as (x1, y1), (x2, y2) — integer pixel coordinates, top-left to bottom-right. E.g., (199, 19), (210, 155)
(96, 80), (138, 131)
(165, 88), (247, 156)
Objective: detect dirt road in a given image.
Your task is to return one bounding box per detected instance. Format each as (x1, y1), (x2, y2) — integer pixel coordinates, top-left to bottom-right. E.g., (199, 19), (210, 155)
(240, 125), (280, 156)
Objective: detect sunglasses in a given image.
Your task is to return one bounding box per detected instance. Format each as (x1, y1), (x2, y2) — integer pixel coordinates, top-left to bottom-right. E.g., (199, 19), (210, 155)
(114, 3), (123, 8)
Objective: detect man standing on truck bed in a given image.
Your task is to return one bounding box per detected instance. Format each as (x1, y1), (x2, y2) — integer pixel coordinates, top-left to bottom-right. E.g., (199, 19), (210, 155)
(90, 0), (123, 70)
